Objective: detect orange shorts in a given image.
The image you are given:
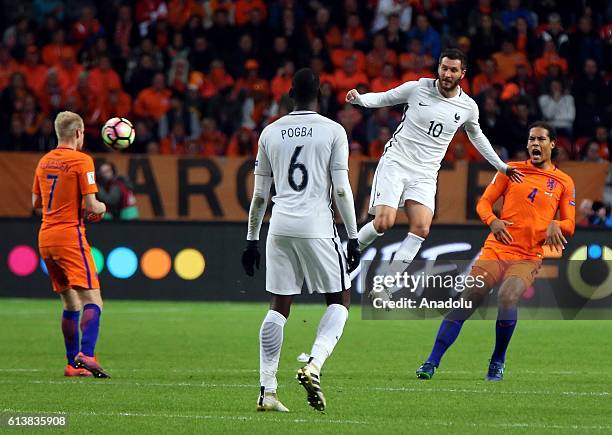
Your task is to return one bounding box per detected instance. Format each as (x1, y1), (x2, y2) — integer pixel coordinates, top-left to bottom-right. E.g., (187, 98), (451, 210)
(39, 245), (100, 293)
(471, 247), (542, 288)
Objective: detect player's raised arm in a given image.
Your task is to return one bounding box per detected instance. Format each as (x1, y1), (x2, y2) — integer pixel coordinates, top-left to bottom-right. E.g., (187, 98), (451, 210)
(545, 178), (576, 252)
(477, 172), (514, 245)
(242, 140), (273, 276)
(330, 125), (360, 272)
(464, 104), (524, 183)
(345, 81), (418, 108)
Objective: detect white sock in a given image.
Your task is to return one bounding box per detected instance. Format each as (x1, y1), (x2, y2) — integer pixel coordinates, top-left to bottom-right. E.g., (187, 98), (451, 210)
(259, 310), (286, 393)
(358, 221), (384, 251)
(382, 232), (425, 278)
(309, 304), (349, 370)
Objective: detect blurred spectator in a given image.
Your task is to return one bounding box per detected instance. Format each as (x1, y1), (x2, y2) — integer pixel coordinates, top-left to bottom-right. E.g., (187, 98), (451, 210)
(71, 4), (103, 49)
(567, 15), (604, 74)
(379, 14), (407, 53)
(582, 140), (606, 163)
(96, 162), (139, 220)
(332, 33), (366, 73)
(132, 119), (156, 153)
(503, 97), (535, 157)
(337, 103), (363, 143)
(99, 87), (133, 122)
(371, 64), (401, 93)
(406, 14), (441, 60)
(534, 40), (568, 79)
(134, 72), (172, 121)
(0, 114), (33, 150)
(240, 8), (270, 56)
(538, 12), (568, 55)
(368, 125), (392, 158)
(345, 13), (366, 46)
(199, 117), (227, 156)
(472, 14), (505, 62)
(112, 4), (139, 60)
(167, 57), (190, 94)
(538, 79), (575, 138)
(509, 62), (538, 99)
(21, 93), (44, 138)
(399, 39), (434, 82)
(371, 0), (412, 34)
(57, 51), (83, 97)
(492, 39), (530, 81)
(318, 80), (339, 119)
(479, 95), (506, 150)
(572, 59), (609, 137)
(333, 57), (367, 103)
(235, 0), (267, 27)
(165, 32), (190, 64)
(230, 33), (256, 78)
(126, 54), (158, 96)
(366, 34), (398, 79)
(501, 0), (535, 31)
(88, 55), (122, 101)
(472, 58), (504, 97)
(37, 69), (64, 115)
(19, 46), (47, 94)
(366, 107), (399, 144)
(167, 0), (203, 31)
(159, 95), (199, 140)
(0, 45), (19, 92)
(160, 122), (188, 154)
(41, 29), (72, 67)
(226, 126), (257, 156)
(467, 0), (502, 36)
(578, 199), (612, 227)
(33, 117), (56, 152)
(511, 17), (537, 60)
(0, 72), (28, 128)
(592, 126), (610, 160)
(189, 35), (213, 73)
(270, 61), (294, 102)
(135, 0), (168, 37)
(206, 8), (236, 63)
(306, 7), (341, 48)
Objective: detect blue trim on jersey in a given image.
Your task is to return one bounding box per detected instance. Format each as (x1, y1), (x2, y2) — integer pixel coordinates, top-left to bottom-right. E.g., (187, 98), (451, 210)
(77, 226), (92, 288)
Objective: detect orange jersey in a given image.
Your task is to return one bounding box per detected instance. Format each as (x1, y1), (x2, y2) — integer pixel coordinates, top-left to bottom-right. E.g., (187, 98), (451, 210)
(32, 148), (98, 247)
(476, 160), (575, 259)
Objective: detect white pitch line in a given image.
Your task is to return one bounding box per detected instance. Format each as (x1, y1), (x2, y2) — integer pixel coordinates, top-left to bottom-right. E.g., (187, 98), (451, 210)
(0, 379), (609, 398)
(0, 408), (365, 425)
(420, 420), (612, 431)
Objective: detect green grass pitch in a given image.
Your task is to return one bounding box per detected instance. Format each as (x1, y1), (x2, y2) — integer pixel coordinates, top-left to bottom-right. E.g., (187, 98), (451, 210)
(0, 298), (610, 434)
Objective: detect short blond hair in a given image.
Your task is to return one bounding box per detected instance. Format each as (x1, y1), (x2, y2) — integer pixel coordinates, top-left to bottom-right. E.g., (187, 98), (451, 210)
(54, 111), (84, 142)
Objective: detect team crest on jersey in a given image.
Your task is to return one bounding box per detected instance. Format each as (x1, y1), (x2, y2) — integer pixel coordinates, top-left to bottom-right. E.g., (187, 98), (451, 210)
(547, 178), (556, 190)
(454, 113), (460, 123)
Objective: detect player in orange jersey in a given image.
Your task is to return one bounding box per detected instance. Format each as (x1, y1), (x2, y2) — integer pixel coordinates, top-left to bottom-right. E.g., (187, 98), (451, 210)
(416, 121), (575, 381)
(32, 111), (110, 378)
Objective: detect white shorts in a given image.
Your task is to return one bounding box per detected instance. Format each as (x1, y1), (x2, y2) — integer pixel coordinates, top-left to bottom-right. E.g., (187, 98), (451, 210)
(368, 157), (437, 214)
(265, 234), (350, 296)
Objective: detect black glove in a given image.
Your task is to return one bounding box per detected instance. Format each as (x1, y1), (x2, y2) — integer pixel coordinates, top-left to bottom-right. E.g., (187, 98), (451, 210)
(241, 240), (261, 276)
(346, 238), (361, 273)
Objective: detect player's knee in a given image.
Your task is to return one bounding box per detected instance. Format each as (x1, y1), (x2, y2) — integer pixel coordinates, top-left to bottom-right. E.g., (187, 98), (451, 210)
(373, 216), (394, 233)
(410, 223), (430, 239)
(63, 301), (82, 311)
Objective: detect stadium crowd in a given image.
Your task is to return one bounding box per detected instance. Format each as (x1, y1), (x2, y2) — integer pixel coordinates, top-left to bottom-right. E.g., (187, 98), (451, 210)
(0, 0), (609, 164)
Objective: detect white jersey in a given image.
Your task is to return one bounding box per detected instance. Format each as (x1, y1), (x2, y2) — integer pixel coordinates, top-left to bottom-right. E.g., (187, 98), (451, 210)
(355, 78), (507, 177)
(254, 111), (349, 238)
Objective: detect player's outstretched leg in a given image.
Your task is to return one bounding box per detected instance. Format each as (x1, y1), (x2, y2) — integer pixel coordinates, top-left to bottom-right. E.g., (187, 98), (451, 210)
(297, 292), (349, 412)
(257, 303), (289, 412)
(357, 221), (384, 251)
(74, 290), (110, 378)
(416, 318), (465, 379)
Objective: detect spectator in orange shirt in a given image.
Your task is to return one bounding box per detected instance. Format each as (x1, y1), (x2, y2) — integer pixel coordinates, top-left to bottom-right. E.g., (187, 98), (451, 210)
(100, 87), (133, 122)
(193, 60), (234, 98)
(88, 55), (122, 102)
(471, 58), (505, 96)
(235, 0), (267, 26)
(71, 5), (103, 49)
(399, 39), (435, 82)
(368, 125), (392, 158)
(333, 57), (368, 103)
(42, 29), (73, 67)
(534, 40), (568, 79)
(0, 45), (19, 92)
(57, 51), (84, 97)
(492, 39), (530, 81)
(167, 0), (203, 30)
(371, 64), (402, 93)
(19, 46), (47, 94)
(366, 34), (398, 79)
(271, 61), (294, 102)
(226, 126), (257, 157)
(199, 117), (227, 156)
(134, 72), (172, 121)
(37, 69), (65, 116)
(160, 122), (188, 154)
(331, 33), (366, 72)
(346, 13), (366, 45)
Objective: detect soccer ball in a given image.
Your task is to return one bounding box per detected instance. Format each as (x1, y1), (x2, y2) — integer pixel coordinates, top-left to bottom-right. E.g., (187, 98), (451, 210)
(101, 117), (135, 150)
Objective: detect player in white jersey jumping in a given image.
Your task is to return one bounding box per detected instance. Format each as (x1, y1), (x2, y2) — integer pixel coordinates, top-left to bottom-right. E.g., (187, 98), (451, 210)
(242, 68), (360, 412)
(345, 48), (524, 293)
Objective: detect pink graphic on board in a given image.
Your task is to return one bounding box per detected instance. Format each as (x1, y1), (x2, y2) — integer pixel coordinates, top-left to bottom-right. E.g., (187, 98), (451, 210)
(8, 245), (38, 276)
